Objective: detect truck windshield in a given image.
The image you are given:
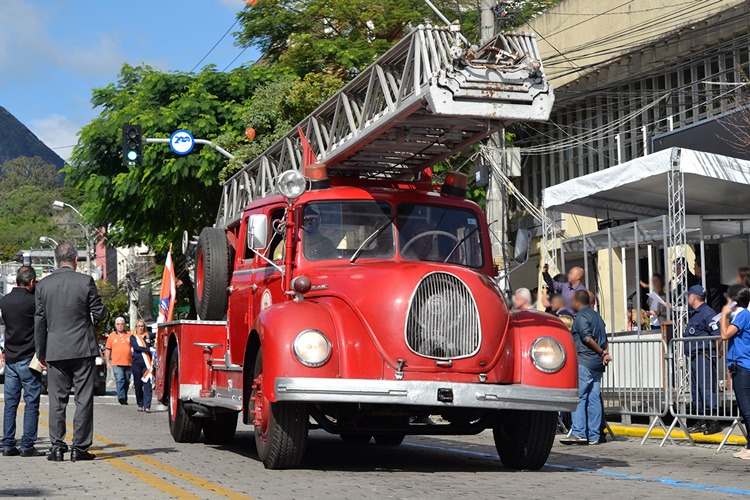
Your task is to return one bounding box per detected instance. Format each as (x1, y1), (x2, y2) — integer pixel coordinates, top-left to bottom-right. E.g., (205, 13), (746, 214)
(302, 201), (394, 261)
(397, 203), (484, 268)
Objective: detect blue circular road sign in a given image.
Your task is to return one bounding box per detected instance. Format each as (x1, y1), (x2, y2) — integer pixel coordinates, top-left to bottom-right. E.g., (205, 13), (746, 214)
(170, 130), (195, 155)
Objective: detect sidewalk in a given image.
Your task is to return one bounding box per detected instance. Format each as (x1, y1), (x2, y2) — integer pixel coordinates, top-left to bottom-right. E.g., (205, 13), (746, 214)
(609, 421), (747, 446)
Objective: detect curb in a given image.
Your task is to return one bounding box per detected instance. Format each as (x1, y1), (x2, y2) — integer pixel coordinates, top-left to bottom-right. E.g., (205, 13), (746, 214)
(609, 424), (747, 445)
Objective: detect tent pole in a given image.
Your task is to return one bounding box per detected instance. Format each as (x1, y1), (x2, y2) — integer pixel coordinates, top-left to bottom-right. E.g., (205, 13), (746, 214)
(608, 228), (615, 336)
(635, 223), (641, 339)
(583, 236), (589, 291)
(622, 247), (628, 331)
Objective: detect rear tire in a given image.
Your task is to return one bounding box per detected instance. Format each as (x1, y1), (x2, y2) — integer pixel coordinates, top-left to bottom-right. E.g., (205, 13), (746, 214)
(203, 412), (238, 445)
(194, 227), (232, 320)
(167, 352), (202, 443)
(493, 410), (557, 470)
(251, 349), (308, 469)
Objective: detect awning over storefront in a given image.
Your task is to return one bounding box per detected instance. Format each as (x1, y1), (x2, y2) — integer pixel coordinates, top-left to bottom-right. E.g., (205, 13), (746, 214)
(542, 148), (750, 219)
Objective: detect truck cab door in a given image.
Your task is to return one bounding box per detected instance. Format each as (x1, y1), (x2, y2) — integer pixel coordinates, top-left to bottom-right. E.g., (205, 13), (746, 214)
(227, 213), (261, 365)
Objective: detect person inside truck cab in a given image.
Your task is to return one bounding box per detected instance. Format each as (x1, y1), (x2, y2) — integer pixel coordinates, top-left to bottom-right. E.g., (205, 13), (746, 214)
(302, 206), (338, 260)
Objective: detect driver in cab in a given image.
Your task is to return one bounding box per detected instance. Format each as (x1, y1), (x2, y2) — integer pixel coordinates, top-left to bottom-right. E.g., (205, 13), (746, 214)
(302, 206), (338, 260)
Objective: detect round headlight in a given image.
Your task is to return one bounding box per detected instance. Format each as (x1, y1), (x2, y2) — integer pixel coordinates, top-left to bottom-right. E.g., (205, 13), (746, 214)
(277, 170), (306, 200)
(530, 337), (565, 374)
(293, 329), (331, 367)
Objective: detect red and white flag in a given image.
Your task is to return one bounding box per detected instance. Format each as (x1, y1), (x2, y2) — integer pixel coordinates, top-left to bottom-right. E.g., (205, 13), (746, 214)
(298, 126), (317, 167)
(157, 244), (177, 324)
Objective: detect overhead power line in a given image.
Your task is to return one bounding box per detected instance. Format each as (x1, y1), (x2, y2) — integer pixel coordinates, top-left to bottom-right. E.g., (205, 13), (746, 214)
(190, 17), (240, 73)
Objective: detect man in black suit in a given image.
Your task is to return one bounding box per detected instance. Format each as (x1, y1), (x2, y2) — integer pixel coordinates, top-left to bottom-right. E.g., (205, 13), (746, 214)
(35, 242), (108, 462)
(0, 266), (45, 457)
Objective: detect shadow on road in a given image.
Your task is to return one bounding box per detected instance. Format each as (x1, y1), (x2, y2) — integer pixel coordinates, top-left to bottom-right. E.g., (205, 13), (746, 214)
(206, 429), (630, 473)
(0, 489), (52, 497)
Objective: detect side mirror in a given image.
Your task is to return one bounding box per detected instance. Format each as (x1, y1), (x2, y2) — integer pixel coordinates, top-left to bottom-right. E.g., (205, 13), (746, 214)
(513, 228), (532, 264)
(247, 214), (268, 250)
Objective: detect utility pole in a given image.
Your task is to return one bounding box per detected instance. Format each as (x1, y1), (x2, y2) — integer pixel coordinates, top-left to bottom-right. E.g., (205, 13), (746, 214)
(481, 0), (508, 283)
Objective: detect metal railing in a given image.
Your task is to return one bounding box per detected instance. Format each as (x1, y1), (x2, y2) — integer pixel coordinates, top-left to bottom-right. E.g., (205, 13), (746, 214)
(603, 333), (748, 451)
(601, 336), (670, 444)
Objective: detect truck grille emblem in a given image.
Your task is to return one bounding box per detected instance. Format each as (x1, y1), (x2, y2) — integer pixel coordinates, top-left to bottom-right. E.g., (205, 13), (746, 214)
(405, 272), (481, 359)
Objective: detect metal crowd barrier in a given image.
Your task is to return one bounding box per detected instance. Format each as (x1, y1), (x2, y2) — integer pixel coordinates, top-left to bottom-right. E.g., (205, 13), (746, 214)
(666, 335), (747, 451)
(598, 333), (749, 451)
(601, 335), (670, 444)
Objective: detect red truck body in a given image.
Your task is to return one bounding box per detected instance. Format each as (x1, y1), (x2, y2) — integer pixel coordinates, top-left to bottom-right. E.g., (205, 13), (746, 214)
(155, 173), (578, 470)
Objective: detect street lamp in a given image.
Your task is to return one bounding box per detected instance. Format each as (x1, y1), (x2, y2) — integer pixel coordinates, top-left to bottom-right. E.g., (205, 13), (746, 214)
(39, 236), (60, 246)
(51, 200), (91, 273)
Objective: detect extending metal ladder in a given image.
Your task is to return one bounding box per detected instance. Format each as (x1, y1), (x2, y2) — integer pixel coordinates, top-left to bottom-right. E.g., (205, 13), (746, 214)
(217, 24), (554, 227)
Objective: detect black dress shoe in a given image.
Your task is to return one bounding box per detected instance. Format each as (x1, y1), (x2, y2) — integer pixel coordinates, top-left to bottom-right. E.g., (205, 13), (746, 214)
(2, 448), (20, 457)
(118, 399), (128, 405)
(704, 421), (723, 435)
(70, 449), (96, 462)
(687, 420), (707, 433)
(47, 448), (65, 462)
(20, 447), (46, 457)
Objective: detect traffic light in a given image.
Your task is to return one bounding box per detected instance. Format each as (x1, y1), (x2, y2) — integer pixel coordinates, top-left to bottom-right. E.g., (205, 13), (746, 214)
(122, 124), (142, 166)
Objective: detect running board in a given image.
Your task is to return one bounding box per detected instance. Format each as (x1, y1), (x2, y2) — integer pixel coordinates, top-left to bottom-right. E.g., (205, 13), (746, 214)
(191, 396), (243, 412)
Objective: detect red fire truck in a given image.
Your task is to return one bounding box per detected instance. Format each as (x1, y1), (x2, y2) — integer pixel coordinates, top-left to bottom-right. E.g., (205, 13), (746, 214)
(155, 25), (578, 470)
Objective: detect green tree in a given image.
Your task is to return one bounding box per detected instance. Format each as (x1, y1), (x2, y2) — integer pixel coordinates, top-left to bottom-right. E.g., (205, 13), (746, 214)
(235, 0), (474, 76)
(0, 156), (67, 260)
(67, 64), (281, 252)
(96, 280), (128, 335)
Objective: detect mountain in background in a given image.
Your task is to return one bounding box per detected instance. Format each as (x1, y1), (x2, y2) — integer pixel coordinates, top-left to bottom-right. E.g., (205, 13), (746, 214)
(0, 106), (65, 169)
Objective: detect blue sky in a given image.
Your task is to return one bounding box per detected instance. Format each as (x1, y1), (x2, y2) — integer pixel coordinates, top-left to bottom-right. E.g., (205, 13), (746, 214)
(0, 0), (260, 161)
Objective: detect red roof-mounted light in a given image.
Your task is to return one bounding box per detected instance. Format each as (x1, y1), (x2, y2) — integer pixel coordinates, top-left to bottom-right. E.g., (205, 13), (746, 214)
(441, 171), (468, 198)
(304, 163), (331, 190)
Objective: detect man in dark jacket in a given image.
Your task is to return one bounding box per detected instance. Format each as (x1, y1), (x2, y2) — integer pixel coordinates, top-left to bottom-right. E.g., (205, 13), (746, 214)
(683, 285), (721, 435)
(35, 242), (108, 462)
(0, 267), (45, 457)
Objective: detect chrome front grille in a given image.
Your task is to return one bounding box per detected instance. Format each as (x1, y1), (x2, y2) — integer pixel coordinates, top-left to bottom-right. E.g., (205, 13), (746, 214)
(405, 272), (481, 359)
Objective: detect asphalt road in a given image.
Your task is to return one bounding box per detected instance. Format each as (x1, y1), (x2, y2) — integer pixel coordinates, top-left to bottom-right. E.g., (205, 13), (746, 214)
(0, 389), (749, 499)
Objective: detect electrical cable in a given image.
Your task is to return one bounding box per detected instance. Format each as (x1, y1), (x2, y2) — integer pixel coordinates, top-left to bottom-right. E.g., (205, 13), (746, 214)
(190, 17), (240, 73)
(222, 47), (251, 72)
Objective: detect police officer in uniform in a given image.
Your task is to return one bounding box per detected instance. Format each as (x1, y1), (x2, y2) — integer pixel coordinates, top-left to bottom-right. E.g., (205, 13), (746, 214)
(683, 285), (721, 435)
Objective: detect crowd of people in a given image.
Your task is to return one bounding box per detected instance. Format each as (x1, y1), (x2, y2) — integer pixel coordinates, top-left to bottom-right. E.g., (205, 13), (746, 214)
(508, 260), (750, 458)
(1, 242), (154, 462)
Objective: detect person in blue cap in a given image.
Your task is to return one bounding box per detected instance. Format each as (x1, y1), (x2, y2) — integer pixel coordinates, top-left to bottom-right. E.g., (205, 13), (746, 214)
(683, 284), (721, 435)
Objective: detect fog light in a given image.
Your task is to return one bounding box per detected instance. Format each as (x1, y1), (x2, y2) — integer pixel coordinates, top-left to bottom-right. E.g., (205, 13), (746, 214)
(95, 357), (105, 366)
(530, 337), (565, 374)
(292, 329), (331, 367)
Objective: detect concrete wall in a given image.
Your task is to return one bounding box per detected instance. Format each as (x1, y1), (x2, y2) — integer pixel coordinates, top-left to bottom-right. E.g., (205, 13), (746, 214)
(529, 0), (749, 90)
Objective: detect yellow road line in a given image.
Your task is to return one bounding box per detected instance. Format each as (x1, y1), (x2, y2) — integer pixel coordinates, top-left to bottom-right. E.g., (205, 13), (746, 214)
(33, 411), (199, 499)
(39, 408), (253, 500)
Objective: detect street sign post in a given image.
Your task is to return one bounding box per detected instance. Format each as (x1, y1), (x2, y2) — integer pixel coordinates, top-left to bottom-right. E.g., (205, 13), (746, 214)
(169, 130), (195, 155)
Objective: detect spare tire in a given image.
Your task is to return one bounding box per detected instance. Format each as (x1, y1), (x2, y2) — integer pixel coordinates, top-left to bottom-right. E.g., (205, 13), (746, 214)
(194, 227), (232, 320)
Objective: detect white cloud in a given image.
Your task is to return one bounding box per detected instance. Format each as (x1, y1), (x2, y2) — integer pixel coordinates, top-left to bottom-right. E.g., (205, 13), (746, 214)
(0, 0), (125, 84)
(28, 115), (80, 162)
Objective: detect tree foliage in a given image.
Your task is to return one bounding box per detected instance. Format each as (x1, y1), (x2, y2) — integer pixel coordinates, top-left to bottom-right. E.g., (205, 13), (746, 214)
(0, 156), (71, 260)
(235, 0), (465, 76)
(67, 64), (280, 252)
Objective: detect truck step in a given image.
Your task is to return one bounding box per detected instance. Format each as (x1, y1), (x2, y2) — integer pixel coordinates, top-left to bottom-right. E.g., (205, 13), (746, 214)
(191, 396), (242, 412)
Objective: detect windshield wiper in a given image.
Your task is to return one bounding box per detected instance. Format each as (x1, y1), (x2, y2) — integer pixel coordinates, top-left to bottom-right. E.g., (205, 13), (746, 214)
(442, 220), (494, 264)
(350, 215), (394, 263)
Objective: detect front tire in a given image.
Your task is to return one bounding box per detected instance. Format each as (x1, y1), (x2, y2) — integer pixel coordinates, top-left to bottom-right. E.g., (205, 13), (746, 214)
(493, 410), (557, 470)
(167, 351), (202, 443)
(203, 412), (239, 445)
(251, 349), (308, 469)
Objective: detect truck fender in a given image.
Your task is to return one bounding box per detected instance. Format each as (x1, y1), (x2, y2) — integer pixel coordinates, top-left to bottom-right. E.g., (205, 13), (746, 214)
(508, 311), (578, 389)
(251, 300), (341, 401)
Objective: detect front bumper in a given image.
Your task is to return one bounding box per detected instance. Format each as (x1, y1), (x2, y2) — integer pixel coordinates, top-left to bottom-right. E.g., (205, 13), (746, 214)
(275, 378), (579, 412)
